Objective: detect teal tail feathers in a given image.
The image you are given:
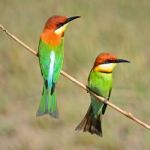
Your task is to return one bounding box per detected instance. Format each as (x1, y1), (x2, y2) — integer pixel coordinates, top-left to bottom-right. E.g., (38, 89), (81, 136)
(36, 86), (58, 118)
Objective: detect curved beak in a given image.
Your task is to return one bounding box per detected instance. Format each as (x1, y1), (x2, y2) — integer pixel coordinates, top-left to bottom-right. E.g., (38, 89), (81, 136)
(115, 59), (130, 63)
(64, 16), (81, 24)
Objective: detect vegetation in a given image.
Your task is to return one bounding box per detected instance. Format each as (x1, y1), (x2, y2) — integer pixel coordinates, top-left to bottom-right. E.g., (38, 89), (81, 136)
(0, 0), (150, 149)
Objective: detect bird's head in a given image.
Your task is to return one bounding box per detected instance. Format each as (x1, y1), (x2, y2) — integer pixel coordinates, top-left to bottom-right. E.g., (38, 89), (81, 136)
(41, 15), (80, 45)
(93, 52), (130, 73)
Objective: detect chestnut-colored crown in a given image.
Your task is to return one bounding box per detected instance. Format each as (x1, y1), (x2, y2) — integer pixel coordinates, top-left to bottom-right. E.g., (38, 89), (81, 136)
(44, 16), (67, 31)
(93, 52), (117, 67)
(40, 16), (67, 46)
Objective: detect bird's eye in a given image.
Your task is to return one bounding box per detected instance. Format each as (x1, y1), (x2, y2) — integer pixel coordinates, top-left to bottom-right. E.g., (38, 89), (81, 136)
(104, 60), (110, 64)
(104, 60), (114, 64)
(57, 23), (64, 29)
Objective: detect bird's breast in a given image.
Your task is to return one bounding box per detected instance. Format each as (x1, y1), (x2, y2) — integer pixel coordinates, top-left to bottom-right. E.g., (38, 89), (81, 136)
(41, 30), (62, 46)
(88, 71), (112, 98)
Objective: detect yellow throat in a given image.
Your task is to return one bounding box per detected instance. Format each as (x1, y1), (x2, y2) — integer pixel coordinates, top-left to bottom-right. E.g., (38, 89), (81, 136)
(54, 23), (68, 35)
(94, 63), (116, 73)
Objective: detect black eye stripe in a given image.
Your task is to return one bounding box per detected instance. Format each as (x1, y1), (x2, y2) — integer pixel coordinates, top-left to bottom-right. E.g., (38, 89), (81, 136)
(104, 60), (109, 64)
(104, 60), (114, 64)
(57, 23), (64, 29)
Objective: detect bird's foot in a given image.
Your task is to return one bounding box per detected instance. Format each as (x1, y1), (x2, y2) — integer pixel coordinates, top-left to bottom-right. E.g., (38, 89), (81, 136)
(103, 99), (108, 104)
(86, 86), (90, 93)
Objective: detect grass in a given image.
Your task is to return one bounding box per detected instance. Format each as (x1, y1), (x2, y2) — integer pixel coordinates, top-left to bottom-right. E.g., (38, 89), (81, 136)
(0, 0), (150, 149)
(0, 123), (16, 136)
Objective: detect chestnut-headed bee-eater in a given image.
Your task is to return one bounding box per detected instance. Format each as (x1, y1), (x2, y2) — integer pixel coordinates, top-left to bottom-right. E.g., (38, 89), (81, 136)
(37, 15), (80, 118)
(75, 52), (130, 136)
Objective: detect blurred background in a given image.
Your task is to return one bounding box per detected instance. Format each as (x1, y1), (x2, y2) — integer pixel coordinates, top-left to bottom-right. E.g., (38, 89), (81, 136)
(0, 0), (150, 150)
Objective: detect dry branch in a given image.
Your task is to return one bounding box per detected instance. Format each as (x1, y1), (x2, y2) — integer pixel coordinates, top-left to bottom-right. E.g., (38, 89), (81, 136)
(0, 24), (150, 131)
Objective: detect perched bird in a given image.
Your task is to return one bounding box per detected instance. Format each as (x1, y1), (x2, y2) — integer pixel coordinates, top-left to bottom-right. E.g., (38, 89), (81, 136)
(75, 52), (130, 136)
(37, 15), (80, 118)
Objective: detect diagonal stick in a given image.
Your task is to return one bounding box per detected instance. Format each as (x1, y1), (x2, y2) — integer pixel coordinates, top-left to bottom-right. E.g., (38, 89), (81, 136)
(0, 24), (150, 130)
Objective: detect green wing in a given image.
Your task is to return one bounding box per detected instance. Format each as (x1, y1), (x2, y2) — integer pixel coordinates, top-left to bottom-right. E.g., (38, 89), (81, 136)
(88, 70), (112, 117)
(38, 40), (51, 81)
(38, 40), (64, 90)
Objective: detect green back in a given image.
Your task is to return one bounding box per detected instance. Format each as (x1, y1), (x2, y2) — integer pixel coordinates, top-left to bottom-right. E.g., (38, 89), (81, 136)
(88, 70), (112, 116)
(38, 39), (64, 83)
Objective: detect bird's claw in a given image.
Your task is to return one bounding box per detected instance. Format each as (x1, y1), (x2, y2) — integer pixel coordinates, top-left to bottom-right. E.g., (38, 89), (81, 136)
(86, 86), (90, 93)
(104, 99), (108, 104)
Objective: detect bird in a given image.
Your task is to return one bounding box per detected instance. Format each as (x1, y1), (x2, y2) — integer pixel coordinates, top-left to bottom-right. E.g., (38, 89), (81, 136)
(37, 15), (80, 118)
(75, 52), (130, 136)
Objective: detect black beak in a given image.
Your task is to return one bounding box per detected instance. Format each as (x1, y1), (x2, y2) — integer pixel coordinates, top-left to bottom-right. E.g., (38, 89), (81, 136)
(64, 16), (81, 24)
(115, 59), (130, 63)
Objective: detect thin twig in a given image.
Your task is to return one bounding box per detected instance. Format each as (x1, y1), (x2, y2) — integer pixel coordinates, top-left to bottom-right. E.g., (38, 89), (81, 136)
(0, 24), (150, 131)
